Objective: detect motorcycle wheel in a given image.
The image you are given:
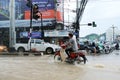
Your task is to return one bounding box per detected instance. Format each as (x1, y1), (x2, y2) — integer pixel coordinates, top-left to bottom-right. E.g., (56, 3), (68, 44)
(105, 49), (110, 54)
(54, 55), (62, 62)
(73, 56), (85, 65)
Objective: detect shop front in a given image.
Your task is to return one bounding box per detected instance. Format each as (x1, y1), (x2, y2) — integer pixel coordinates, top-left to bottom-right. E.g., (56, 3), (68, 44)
(44, 30), (69, 45)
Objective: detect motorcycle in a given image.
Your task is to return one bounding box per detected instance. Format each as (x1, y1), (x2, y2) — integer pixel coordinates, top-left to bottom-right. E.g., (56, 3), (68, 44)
(54, 44), (87, 64)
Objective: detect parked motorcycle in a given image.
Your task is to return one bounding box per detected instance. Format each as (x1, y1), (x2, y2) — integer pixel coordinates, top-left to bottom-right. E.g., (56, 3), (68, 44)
(54, 44), (87, 64)
(103, 45), (111, 54)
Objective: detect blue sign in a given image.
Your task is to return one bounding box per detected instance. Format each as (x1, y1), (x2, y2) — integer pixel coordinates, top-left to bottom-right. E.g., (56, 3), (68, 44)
(20, 31), (42, 38)
(20, 32), (28, 38)
(32, 0), (55, 10)
(31, 31), (42, 38)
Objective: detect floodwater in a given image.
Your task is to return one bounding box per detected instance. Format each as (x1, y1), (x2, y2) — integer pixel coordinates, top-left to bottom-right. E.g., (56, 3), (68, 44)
(0, 50), (120, 80)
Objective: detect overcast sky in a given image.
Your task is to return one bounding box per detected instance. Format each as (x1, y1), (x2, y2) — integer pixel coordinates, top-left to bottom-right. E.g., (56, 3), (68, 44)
(64, 0), (120, 37)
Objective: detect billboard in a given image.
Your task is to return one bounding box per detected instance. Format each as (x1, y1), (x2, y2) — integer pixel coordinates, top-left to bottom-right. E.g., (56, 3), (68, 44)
(20, 31), (42, 38)
(20, 31), (28, 38)
(0, 0), (63, 27)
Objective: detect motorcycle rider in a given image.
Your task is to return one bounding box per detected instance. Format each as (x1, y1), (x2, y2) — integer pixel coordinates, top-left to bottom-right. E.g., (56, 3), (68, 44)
(65, 32), (78, 58)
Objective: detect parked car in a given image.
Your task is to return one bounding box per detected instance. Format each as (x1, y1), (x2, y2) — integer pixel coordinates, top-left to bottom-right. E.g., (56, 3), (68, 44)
(13, 39), (61, 54)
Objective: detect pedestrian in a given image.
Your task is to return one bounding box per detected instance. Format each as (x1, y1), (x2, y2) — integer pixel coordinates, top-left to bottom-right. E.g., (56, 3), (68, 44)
(91, 42), (97, 55)
(115, 43), (119, 50)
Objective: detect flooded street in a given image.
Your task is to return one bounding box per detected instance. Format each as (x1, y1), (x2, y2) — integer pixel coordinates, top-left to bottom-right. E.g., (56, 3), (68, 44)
(0, 50), (120, 80)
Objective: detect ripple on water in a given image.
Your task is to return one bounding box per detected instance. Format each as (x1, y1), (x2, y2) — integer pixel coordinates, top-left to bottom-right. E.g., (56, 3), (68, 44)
(94, 64), (105, 68)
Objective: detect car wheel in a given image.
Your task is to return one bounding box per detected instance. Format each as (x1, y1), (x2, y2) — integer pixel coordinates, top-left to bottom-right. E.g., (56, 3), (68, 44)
(46, 48), (53, 54)
(18, 47), (25, 52)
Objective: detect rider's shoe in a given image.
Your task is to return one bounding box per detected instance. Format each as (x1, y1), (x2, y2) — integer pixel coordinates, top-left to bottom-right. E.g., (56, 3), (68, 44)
(65, 57), (70, 61)
(83, 56), (88, 64)
(66, 57), (69, 59)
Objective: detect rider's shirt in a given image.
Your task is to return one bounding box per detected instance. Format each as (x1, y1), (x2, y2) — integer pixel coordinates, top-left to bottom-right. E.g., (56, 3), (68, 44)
(72, 35), (78, 51)
(67, 38), (77, 51)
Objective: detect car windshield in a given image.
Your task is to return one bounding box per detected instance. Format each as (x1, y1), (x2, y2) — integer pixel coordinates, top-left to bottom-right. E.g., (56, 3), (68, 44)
(35, 39), (44, 44)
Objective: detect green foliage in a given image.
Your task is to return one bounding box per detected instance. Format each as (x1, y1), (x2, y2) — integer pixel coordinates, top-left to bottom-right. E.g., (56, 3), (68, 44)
(85, 33), (99, 41)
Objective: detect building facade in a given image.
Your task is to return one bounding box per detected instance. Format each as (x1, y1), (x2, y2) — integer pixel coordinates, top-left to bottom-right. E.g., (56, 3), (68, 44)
(0, 0), (66, 47)
(106, 27), (120, 43)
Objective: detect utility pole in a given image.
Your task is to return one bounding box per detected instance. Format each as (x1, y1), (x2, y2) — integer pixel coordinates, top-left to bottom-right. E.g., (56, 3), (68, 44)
(74, 0), (88, 39)
(54, 0), (57, 29)
(62, 0), (64, 27)
(26, 0), (33, 51)
(9, 0), (15, 48)
(40, 12), (44, 39)
(111, 25), (116, 42)
(30, 0), (33, 51)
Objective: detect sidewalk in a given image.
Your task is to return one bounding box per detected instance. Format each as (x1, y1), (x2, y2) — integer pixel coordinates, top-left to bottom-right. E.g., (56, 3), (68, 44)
(0, 51), (19, 55)
(0, 51), (43, 56)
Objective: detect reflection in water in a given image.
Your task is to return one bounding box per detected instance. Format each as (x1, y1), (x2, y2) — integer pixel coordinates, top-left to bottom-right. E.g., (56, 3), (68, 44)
(0, 50), (120, 80)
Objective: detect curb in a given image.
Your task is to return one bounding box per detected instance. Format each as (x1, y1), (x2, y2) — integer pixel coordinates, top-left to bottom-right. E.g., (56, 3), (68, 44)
(0, 52), (43, 56)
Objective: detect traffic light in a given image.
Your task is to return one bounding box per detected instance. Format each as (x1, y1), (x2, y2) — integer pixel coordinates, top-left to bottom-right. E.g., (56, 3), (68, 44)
(26, 0), (32, 8)
(92, 21), (97, 27)
(33, 4), (40, 20)
(88, 23), (92, 26)
(88, 22), (97, 27)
